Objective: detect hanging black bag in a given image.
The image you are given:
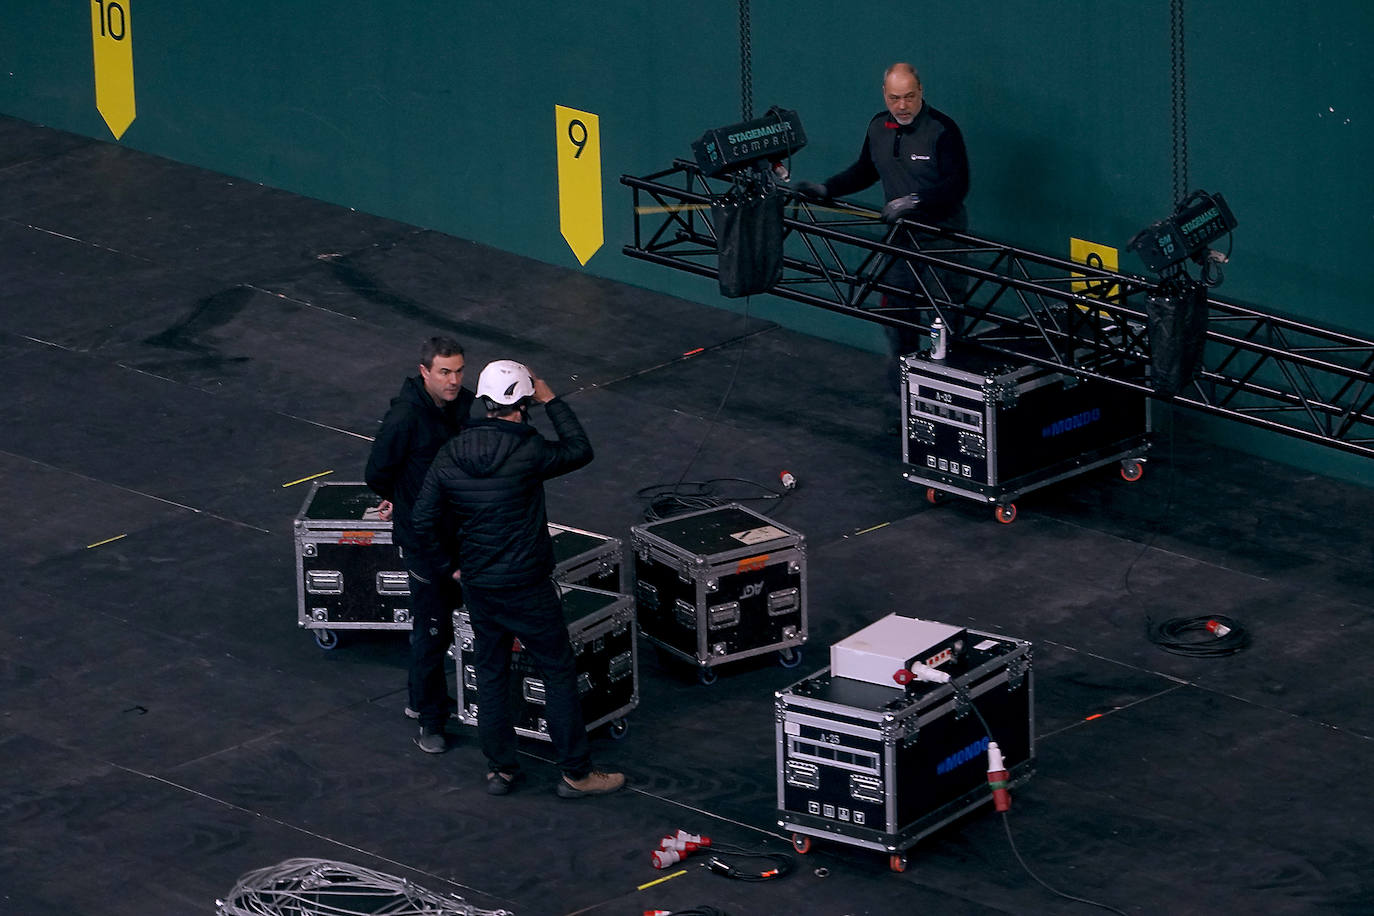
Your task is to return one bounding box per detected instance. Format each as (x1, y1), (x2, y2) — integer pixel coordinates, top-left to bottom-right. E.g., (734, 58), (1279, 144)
(713, 187), (783, 298)
(1145, 279), (1208, 397)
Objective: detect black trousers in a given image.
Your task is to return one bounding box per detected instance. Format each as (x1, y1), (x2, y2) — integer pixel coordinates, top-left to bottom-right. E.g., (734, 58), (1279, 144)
(463, 578), (592, 779)
(407, 564), (458, 730)
(882, 225), (969, 393)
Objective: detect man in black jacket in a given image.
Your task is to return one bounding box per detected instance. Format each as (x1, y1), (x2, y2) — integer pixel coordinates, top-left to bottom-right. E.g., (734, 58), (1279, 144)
(797, 62), (970, 386)
(411, 360), (625, 798)
(365, 336), (474, 754)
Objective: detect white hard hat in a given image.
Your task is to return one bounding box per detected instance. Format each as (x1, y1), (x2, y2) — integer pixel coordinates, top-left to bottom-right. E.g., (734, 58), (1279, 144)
(476, 359), (536, 407)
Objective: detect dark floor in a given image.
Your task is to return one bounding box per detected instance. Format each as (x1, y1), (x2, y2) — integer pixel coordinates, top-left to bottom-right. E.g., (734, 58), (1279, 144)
(2, 113), (1372, 916)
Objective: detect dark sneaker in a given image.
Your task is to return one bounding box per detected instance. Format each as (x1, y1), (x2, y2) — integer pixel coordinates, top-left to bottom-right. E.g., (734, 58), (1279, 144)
(413, 726), (448, 754)
(556, 770), (626, 798)
(486, 770), (524, 796)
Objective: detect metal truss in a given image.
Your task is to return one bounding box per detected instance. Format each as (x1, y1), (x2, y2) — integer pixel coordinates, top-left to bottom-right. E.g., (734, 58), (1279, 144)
(622, 161), (1374, 459)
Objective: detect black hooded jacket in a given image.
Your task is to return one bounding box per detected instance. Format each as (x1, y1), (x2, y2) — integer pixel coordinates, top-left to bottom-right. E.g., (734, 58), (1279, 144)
(364, 375), (474, 551)
(409, 398), (592, 588)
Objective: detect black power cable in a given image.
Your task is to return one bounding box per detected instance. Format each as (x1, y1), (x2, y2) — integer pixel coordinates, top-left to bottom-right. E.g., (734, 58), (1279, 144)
(947, 683), (1129, 916)
(1148, 613), (1250, 657)
(636, 476), (791, 522)
(702, 841), (795, 882)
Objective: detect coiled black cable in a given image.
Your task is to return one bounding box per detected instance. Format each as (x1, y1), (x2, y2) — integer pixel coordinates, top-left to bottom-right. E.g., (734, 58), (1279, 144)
(702, 841), (795, 882)
(1148, 613), (1249, 657)
(637, 477), (790, 521)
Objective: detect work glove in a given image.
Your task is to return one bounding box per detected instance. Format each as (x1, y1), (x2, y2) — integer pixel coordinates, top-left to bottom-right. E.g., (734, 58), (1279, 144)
(881, 194), (922, 223)
(793, 180), (830, 200)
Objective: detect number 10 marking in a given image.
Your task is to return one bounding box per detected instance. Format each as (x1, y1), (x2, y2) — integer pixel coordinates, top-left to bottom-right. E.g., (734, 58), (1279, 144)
(93, 0), (127, 40)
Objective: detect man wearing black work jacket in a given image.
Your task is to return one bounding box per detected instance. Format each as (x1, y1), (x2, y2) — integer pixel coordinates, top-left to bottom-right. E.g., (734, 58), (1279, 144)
(410, 360), (625, 799)
(796, 62), (970, 388)
(365, 336), (474, 754)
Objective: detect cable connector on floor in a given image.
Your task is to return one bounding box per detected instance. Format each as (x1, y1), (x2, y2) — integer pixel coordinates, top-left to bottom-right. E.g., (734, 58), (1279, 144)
(652, 831), (714, 867)
(660, 838), (707, 853)
(663, 830), (711, 848)
(651, 848), (687, 869)
(1205, 618), (1231, 637)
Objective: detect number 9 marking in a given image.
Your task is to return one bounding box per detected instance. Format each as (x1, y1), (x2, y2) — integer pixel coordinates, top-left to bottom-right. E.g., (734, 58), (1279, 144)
(568, 119), (588, 158)
(1084, 251), (1109, 296)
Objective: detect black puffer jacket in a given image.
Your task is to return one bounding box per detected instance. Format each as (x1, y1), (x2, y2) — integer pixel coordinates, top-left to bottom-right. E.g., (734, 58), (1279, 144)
(409, 398), (592, 588)
(364, 376), (474, 552)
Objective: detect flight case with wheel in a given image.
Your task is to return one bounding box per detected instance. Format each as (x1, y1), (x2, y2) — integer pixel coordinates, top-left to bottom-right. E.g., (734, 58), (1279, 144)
(776, 615), (1034, 872)
(452, 583), (639, 740)
(292, 480), (411, 650)
(901, 347), (1150, 523)
(631, 503), (807, 683)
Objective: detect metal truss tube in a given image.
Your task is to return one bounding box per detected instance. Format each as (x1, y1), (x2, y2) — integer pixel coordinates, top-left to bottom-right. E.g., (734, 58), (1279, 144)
(621, 163), (1374, 459)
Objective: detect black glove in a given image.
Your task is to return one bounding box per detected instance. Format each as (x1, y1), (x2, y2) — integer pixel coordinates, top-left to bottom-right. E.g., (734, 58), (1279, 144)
(794, 180), (830, 200)
(881, 194), (922, 223)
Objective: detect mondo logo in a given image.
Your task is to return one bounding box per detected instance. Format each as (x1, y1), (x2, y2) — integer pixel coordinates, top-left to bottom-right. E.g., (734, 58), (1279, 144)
(1041, 408), (1101, 439)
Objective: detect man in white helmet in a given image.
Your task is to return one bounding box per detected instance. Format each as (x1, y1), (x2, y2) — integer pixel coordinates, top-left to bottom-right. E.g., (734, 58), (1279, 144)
(411, 360), (625, 798)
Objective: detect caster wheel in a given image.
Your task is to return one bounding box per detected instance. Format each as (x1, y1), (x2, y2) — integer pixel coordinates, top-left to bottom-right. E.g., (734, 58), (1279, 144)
(313, 628), (339, 650)
(778, 647), (803, 669)
(1120, 460), (1144, 482)
(792, 834), (812, 854)
(699, 667), (718, 686)
(609, 718), (629, 740)
(889, 853), (908, 873)
(925, 487), (946, 505)
(994, 504), (1017, 524)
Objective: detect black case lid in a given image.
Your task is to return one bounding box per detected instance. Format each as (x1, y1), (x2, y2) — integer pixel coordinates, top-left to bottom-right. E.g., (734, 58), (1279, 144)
(300, 482), (382, 521)
(643, 504), (794, 556)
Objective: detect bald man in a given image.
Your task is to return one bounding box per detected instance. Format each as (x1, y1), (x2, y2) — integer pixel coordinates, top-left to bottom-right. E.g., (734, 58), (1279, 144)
(803, 62), (969, 228)
(798, 63), (970, 385)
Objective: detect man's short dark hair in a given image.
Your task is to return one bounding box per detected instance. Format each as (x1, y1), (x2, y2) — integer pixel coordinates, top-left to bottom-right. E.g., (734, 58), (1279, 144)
(420, 336), (464, 369)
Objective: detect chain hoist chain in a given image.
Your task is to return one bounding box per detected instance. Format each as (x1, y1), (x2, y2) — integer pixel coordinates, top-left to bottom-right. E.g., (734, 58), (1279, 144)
(1170, 0), (1189, 206)
(739, 0), (754, 120)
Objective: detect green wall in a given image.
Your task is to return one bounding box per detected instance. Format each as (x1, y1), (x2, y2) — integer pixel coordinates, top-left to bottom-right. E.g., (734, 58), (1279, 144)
(4, 1), (1371, 481)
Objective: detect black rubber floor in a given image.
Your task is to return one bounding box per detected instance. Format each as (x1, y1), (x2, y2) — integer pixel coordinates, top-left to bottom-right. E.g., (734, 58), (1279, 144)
(3, 114), (1372, 916)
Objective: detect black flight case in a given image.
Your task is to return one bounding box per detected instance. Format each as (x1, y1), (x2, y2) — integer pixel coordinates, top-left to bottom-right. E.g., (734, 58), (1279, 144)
(293, 481), (410, 650)
(901, 347), (1150, 523)
(631, 503), (807, 684)
(776, 614), (1034, 872)
(452, 583), (639, 740)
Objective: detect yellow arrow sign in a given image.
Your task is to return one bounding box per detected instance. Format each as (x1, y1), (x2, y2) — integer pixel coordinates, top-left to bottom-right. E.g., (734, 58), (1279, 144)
(91, 0), (136, 139)
(556, 105), (603, 265)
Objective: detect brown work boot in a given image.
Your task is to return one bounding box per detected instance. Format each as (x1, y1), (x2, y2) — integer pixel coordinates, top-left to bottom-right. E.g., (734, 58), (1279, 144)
(556, 769), (626, 798)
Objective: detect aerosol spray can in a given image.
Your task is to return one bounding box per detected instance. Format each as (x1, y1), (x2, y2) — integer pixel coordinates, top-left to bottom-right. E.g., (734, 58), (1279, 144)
(930, 317), (948, 359)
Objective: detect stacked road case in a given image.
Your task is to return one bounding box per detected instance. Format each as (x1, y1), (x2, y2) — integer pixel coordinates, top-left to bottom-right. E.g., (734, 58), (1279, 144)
(550, 521), (626, 593)
(776, 615), (1034, 872)
(631, 503), (807, 683)
(453, 584), (638, 740)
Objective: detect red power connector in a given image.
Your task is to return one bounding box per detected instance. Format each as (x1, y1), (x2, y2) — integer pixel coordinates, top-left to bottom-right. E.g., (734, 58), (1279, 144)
(651, 831), (713, 868)
(986, 740), (1011, 812)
